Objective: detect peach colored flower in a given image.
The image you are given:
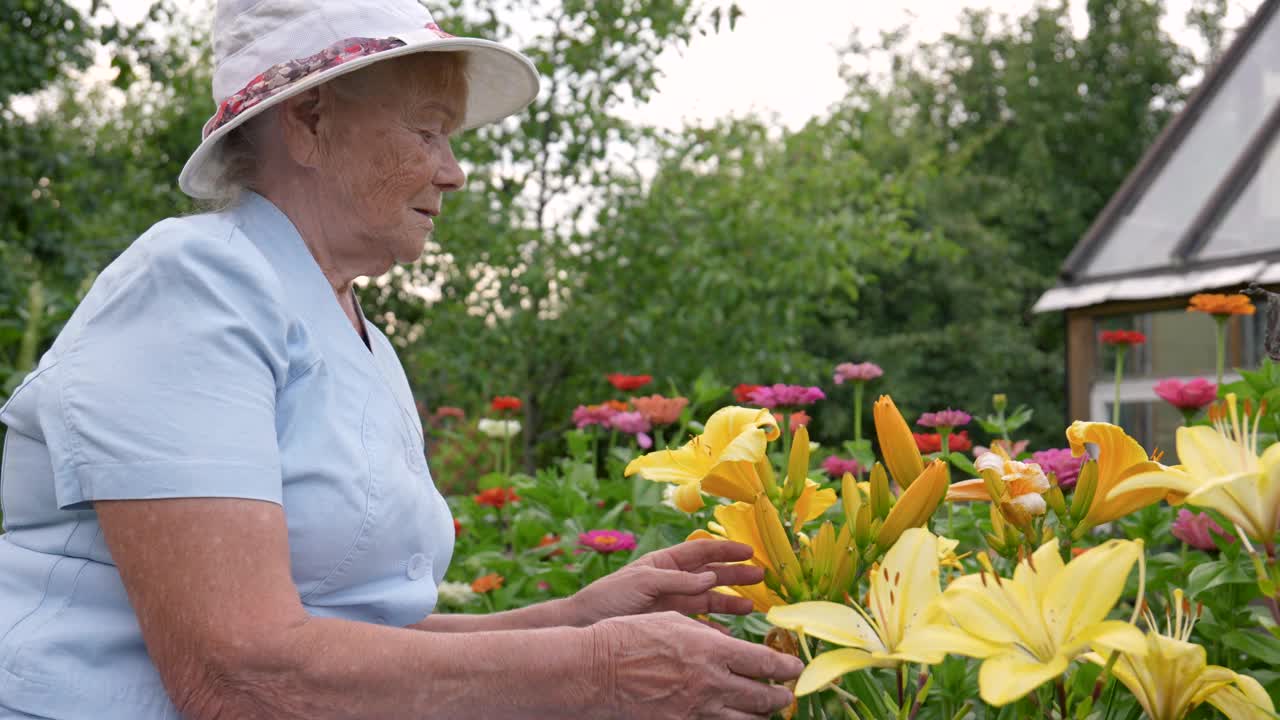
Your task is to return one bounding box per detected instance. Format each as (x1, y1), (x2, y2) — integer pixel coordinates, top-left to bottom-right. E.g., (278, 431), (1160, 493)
(630, 394), (690, 426)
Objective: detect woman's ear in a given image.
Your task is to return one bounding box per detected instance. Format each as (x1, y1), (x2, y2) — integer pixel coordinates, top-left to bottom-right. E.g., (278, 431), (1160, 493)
(278, 87), (335, 169)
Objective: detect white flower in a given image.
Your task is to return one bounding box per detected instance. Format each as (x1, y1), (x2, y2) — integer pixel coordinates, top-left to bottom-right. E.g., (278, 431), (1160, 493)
(478, 418), (522, 439)
(437, 581), (477, 607)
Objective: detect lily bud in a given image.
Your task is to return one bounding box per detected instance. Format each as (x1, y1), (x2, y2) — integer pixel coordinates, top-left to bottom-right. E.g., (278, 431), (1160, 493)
(980, 466), (1007, 506)
(754, 499), (807, 600)
(854, 505), (875, 548)
(1070, 459), (1099, 526)
(826, 523), (858, 602)
(999, 499), (1035, 537)
(757, 457), (778, 500)
(841, 472), (862, 526)
(1045, 474), (1068, 519)
(992, 394), (1008, 413)
(808, 521), (837, 594)
(783, 425), (810, 503)
(869, 463), (893, 520)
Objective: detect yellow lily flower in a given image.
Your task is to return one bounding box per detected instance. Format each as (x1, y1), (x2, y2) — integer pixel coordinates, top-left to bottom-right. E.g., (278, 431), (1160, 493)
(794, 479), (838, 527)
(1086, 590), (1274, 720)
(625, 406), (780, 512)
(902, 537), (1148, 706)
(874, 395), (925, 489)
(875, 459), (949, 552)
(687, 503), (787, 613)
(1066, 421), (1167, 530)
(1111, 395), (1280, 545)
(767, 528), (947, 696)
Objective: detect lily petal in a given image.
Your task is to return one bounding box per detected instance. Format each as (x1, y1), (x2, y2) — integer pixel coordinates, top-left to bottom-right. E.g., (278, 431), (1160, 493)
(795, 649), (894, 697)
(672, 481), (706, 513)
(945, 478), (992, 502)
(1206, 674), (1276, 719)
(894, 623), (1006, 660)
(978, 650), (1070, 706)
(1043, 539), (1141, 646)
(767, 601), (882, 652)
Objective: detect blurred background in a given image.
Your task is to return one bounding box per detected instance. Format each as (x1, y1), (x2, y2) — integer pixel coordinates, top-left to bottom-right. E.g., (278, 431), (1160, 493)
(2, 0), (1273, 477)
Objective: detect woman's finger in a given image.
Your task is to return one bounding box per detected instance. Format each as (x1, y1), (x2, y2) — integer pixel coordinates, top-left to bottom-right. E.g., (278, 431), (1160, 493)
(649, 539), (755, 570)
(719, 674), (796, 716)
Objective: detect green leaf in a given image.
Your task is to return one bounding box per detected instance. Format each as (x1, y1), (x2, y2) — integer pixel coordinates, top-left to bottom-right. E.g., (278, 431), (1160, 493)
(1221, 630), (1280, 665)
(1186, 558), (1255, 598)
(947, 452), (979, 477)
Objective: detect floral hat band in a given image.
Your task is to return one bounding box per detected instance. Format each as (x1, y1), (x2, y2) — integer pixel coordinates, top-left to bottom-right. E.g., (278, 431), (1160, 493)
(179, 0), (540, 200)
(202, 24), (455, 139)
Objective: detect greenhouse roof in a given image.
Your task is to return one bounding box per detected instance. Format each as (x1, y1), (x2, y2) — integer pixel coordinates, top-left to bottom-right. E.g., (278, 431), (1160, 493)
(1035, 0), (1280, 313)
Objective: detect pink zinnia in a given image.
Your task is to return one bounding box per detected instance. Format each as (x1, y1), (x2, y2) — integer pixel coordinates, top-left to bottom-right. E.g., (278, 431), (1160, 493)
(579, 530), (637, 554)
(1030, 448), (1084, 490)
(608, 411), (651, 434)
(1154, 378), (1218, 411)
(573, 404), (619, 429)
(1170, 509), (1234, 551)
(747, 384), (826, 408)
(822, 456), (863, 477)
(833, 362), (884, 384)
(917, 409), (972, 429)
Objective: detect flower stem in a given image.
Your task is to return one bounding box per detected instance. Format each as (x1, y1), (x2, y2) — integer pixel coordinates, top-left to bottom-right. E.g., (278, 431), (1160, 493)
(1111, 347), (1127, 426)
(853, 383), (865, 443)
(1055, 677), (1067, 719)
(1215, 315), (1227, 388)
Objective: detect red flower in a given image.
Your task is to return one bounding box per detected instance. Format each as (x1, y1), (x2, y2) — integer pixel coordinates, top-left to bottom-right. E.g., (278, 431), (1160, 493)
(1099, 330), (1147, 346)
(607, 374), (653, 392)
(734, 384), (763, 404)
(912, 431), (971, 454)
(474, 487), (519, 508)
(491, 396), (522, 412)
(538, 533), (564, 557)
(913, 433), (942, 454)
(773, 411), (811, 428)
(453, 518), (463, 538)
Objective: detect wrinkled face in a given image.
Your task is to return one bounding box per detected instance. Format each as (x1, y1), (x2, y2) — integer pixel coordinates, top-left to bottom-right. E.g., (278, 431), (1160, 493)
(316, 53), (468, 269)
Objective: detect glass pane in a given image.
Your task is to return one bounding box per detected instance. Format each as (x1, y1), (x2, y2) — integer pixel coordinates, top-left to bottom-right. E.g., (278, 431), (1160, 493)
(1199, 130), (1280, 259)
(1081, 9), (1280, 276)
(1104, 400), (1184, 463)
(1095, 310), (1266, 381)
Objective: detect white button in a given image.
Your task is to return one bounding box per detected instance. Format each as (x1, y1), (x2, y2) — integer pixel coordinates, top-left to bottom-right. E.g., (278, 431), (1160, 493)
(407, 553), (429, 580)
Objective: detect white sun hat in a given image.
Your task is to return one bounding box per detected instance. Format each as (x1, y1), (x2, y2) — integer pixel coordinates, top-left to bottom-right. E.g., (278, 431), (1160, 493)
(178, 0), (540, 199)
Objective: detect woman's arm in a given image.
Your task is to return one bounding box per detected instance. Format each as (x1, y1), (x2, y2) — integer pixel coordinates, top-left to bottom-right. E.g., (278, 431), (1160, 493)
(410, 598), (585, 632)
(98, 497), (799, 719)
(98, 498), (599, 719)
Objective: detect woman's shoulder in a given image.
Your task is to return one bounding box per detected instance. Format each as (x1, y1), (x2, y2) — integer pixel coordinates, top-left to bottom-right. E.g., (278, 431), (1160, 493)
(123, 209), (286, 301)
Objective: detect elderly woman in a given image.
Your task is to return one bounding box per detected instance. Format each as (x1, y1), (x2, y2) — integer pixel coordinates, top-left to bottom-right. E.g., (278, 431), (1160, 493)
(0, 1), (800, 718)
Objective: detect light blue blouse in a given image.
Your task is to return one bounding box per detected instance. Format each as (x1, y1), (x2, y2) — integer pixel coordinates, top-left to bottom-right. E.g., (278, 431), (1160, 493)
(0, 192), (455, 719)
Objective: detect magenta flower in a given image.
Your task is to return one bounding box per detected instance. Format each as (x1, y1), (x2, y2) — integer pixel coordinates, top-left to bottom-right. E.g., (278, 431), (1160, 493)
(1030, 448), (1084, 490)
(573, 404), (619, 429)
(578, 530), (637, 554)
(833, 362), (884, 385)
(607, 411), (651, 434)
(1153, 378), (1218, 411)
(747, 384), (826, 408)
(822, 456), (864, 477)
(917, 409), (972, 429)
(1170, 509), (1234, 551)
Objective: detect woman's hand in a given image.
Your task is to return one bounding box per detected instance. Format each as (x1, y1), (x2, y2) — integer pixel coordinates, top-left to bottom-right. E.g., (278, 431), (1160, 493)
(589, 611), (801, 719)
(568, 539), (764, 626)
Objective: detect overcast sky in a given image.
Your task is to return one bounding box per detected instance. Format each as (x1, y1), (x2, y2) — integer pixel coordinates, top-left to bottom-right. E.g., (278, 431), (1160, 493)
(96, 0), (1259, 130)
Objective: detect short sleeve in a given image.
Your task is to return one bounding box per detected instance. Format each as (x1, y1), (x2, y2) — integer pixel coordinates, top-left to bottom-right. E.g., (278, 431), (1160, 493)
(40, 221), (293, 510)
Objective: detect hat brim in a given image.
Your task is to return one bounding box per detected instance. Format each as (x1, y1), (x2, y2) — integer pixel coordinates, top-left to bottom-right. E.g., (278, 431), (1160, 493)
(179, 30), (539, 200)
